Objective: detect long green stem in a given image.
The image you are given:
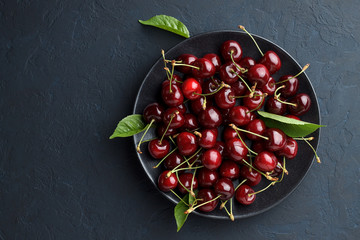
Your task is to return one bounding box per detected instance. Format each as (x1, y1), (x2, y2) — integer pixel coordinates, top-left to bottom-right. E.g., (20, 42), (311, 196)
(238, 25), (264, 56)
(231, 70), (252, 92)
(303, 137), (321, 163)
(247, 93), (268, 114)
(170, 189), (189, 206)
(160, 112), (177, 144)
(185, 195), (221, 214)
(153, 147), (178, 169)
(161, 49), (170, 79)
(136, 119), (155, 153)
(233, 128), (258, 156)
(242, 160), (278, 181)
(248, 181), (276, 196)
(276, 64), (310, 85)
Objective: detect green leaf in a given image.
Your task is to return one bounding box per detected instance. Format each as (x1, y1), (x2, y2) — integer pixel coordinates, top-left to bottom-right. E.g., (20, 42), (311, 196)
(109, 114), (148, 139)
(174, 194), (190, 232)
(139, 15), (190, 38)
(257, 111), (325, 138)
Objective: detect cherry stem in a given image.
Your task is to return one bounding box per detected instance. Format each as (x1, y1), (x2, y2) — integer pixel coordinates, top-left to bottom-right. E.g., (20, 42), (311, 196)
(303, 137), (321, 163)
(274, 85), (297, 107)
(194, 81), (230, 96)
(190, 169), (197, 197)
(232, 127), (258, 156)
(242, 160), (278, 181)
(185, 195), (221, 214)
(248, 181), (276, 197)
(202, 97), (207, 110)
(173, 63), (200, 70)
(193, 131), (202, 138)
(231, 70), (253, 93)
(277, 157), (286, 182)
(222, 203), (232, 218)
(276, 64), (310, 85)
(175, 171), (193, 196)
(277, 160), (288, 175)
(230, 51), (247, 73)
(229, 124), (269, 140)
(187, 147), (203, 168)
(161, 49), (170, 80)
(246, 93), (268, 114)
(169, 60), (176, 93)
(238, 25), (264, 56)
(136, 119), (155, 154)
(159, 111), (178, 144)
(153, 147), (178, 169)
(293, 137), (314, 141)
(169, 165), (204, 177)
(168, 136), (176, 145)
(231, 93), (263, 99)
(230, 198), (234, 221)
(170, 189), (189, 207)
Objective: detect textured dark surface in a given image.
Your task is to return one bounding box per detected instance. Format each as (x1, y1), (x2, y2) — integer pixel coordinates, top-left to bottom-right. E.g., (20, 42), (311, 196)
(0, 0), (359, 239)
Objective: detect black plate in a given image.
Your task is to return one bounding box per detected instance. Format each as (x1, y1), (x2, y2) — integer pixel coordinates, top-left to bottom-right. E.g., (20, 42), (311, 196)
(133, 30), (320, 219)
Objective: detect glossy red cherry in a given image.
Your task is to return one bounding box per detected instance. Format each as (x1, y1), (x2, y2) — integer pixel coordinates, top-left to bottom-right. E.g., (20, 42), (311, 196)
(214, 178), (235, 200)
(254, 151), (278, 172)
(265, 96), (287, 115)
(148, 139), (170, 159)
(247, 64), (270, 88)
(259, 50), (281, 75)
(156, 124), (177, 138)
(223, 126), (239, 142)
(230, 80), (246, 96)
(176, 54), (197, 74)
(226, 138), (248, 163)
(162, 108), (185, 129)
(239, 166), (261, 186)
(161, 83), (184, 107)
(190, 97), (213, 115)
(181, 113), (198, 131)
(176, 132), (198, 156)
(262, 76), (276, 96)
(158, 170), (178, 192)
(203, 53), (221, 72)
(214, 87), (236, 109)
(192, 58), (216, 78)
(175, 103), (187, 115)
(198, 128), (218, 149)
(239, 56), (256, 70)
(252, 140), (266, 154)
(243, 89), (266, 110)
(219, 160), (240, 179)
(286, 114), (300, 120)
(219, 62), (241, 84)
(245, 119), (266, 141)
(177, 173), (198, 194)
(197, 189), (219, 212)
(164, 151), (184, 170)
(288, 93), (311, 116)
(202, 78), (221, 97)
(276, 137), (298, 159)
(182, 78), (202, 100)
(229, 106), (251, 126)
(263, 128), (287, 151)
(201, 149), (222, 170)
(278, 75), (299, 97)
(235, 185), (256, 205)
(198, 106), (223, 128)
(143, 102), (164, 123)
(221, 40), (243, 62)
(198, 168), (219, 188)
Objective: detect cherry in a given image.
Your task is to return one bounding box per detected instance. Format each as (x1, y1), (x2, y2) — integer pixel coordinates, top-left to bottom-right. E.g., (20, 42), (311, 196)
(239, 166), (261, 186)
(223, 126), (239, 142)
(190, 97), (212, 115)
(229, 106), (251, 126)
(192, 58), (216, 78)
(278, 75), (299, 98)
(202, 78), (221, 97)
(148, 139), (170, 159)
(162, 108), (185, 129)
(201, 148), (222, 170)
(288, 93), (311, 116)
(198, 106), (223, 128)
(198, 128), (218, 149)
(156, 124), (177, 138)
(219, 62), (241, 84)
(276, 137), (298, 159)
(176, 54), (197, 74)
(219, 160), (240, 179)
(243, 89), (266, 110)
(245, 119), (266, 141)
(176, 132), (198, 156)
(158, 170), (178, 192)
(262, 76), (276, 96)
(221, 40), (243, 62)
(230, 80), (246, 96)
(226, 138), (248, 163)
(252, 140), (266, 154)
(270, 159), (284, 177)
(259, 50), (281, 75)
(143, 102), (164, 123)
(198, 168), (219, 187)
(265, 96), (287, 115)
(214, 87), (236, 109)
(161, 83), (184, 107)
(254, 151), (278, 172)
(182, 78), (202, 100)
(263, 128), (287, 151)
(203, 53), (221, 72)
(213, 141), (226, 156)
(164, 151), (184, 170)
(177, 173), (198, 194)
(286, 114), (300, 120)
(214, 178), (235, 200)
(181, 113), (199, 131)
(197, 189), (219, 212)
(239, 56), (256, 70)
(162, 75), (182, 87)
(175, 103), (187, 115)
(235, 185), (256, 205)
(247, 64), (270, 88)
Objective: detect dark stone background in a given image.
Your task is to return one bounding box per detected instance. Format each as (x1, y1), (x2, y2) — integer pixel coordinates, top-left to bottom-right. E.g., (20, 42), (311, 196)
(0, 0), (359, 239)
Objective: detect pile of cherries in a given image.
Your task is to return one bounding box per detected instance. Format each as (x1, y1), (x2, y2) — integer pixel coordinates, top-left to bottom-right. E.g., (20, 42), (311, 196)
(138, 28), (313, 218)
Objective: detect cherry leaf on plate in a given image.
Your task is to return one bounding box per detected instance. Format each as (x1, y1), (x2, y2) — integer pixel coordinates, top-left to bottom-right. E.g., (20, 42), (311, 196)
(139, 15), (190, 38)
(109, 114), (148, 139)
(257, 111), (325, 137)
(174, 194), (190, 232)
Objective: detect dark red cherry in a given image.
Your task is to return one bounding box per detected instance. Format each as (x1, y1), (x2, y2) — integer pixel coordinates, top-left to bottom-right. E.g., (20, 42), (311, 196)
(190, 97), (213, 115)
(219, 62), (241, 84)
(143, 102), (164, 123)
(156, 124), (177, 138)
(158, 170), (178, 192)
(248, 111), (256, 121)
(162, 74), (182, 86)
(270, 159), (284, 177)
(198, 128), (218, 149)
(259, 50), (281, 75)
(203, 53), (221, 72)
(221, 40), (243, 62)
(213, 141), (226, 157)
(286, 114), (300, 120)
(176, 54), (197, 74)
(226, 138), (248, 163)
(239, 166), (261, 186)
(265, 96), (287, 115)
(214, 87), (236, 109)
(239, 56), (256, 70)
(176, 132), (198, 156)
(182, 78), (202, 100)
(197, 189), (219, 212)
(235, 185), (256, 205)
(177, 173), (198, 194)
(192, 58), (216, 78)
(214, 178), (235, 200)
(263, 128), (287, 151)
(223, 126), (239, 142)
(202, 78), (221, 97)
(161, 83), (184, 107)
(198, 106), (223, 128)
(245, 119), (266, 141)
(219, 160), (240, 179)
(262, 76), (276, 96)
(252, 140), (266, 154)
(230, 80), (246, 96)
(175, 103), (187, 115)
(164, 151), (184, 170)
(247, 64), (270, 88)
(181, 113), (199, 131)
(278, 75), (299, 98)
(243, 89), (265, 110)
(276, 137), (298, 159)
(201, 149), (222, 170)
(254, 151), (278, 172)
(229, 106), (251, 126)
(148, 139), (170, 159)
(198, 168), (219, 188)
(288, 93), (311, 116)
(162, 108), (185, 129)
